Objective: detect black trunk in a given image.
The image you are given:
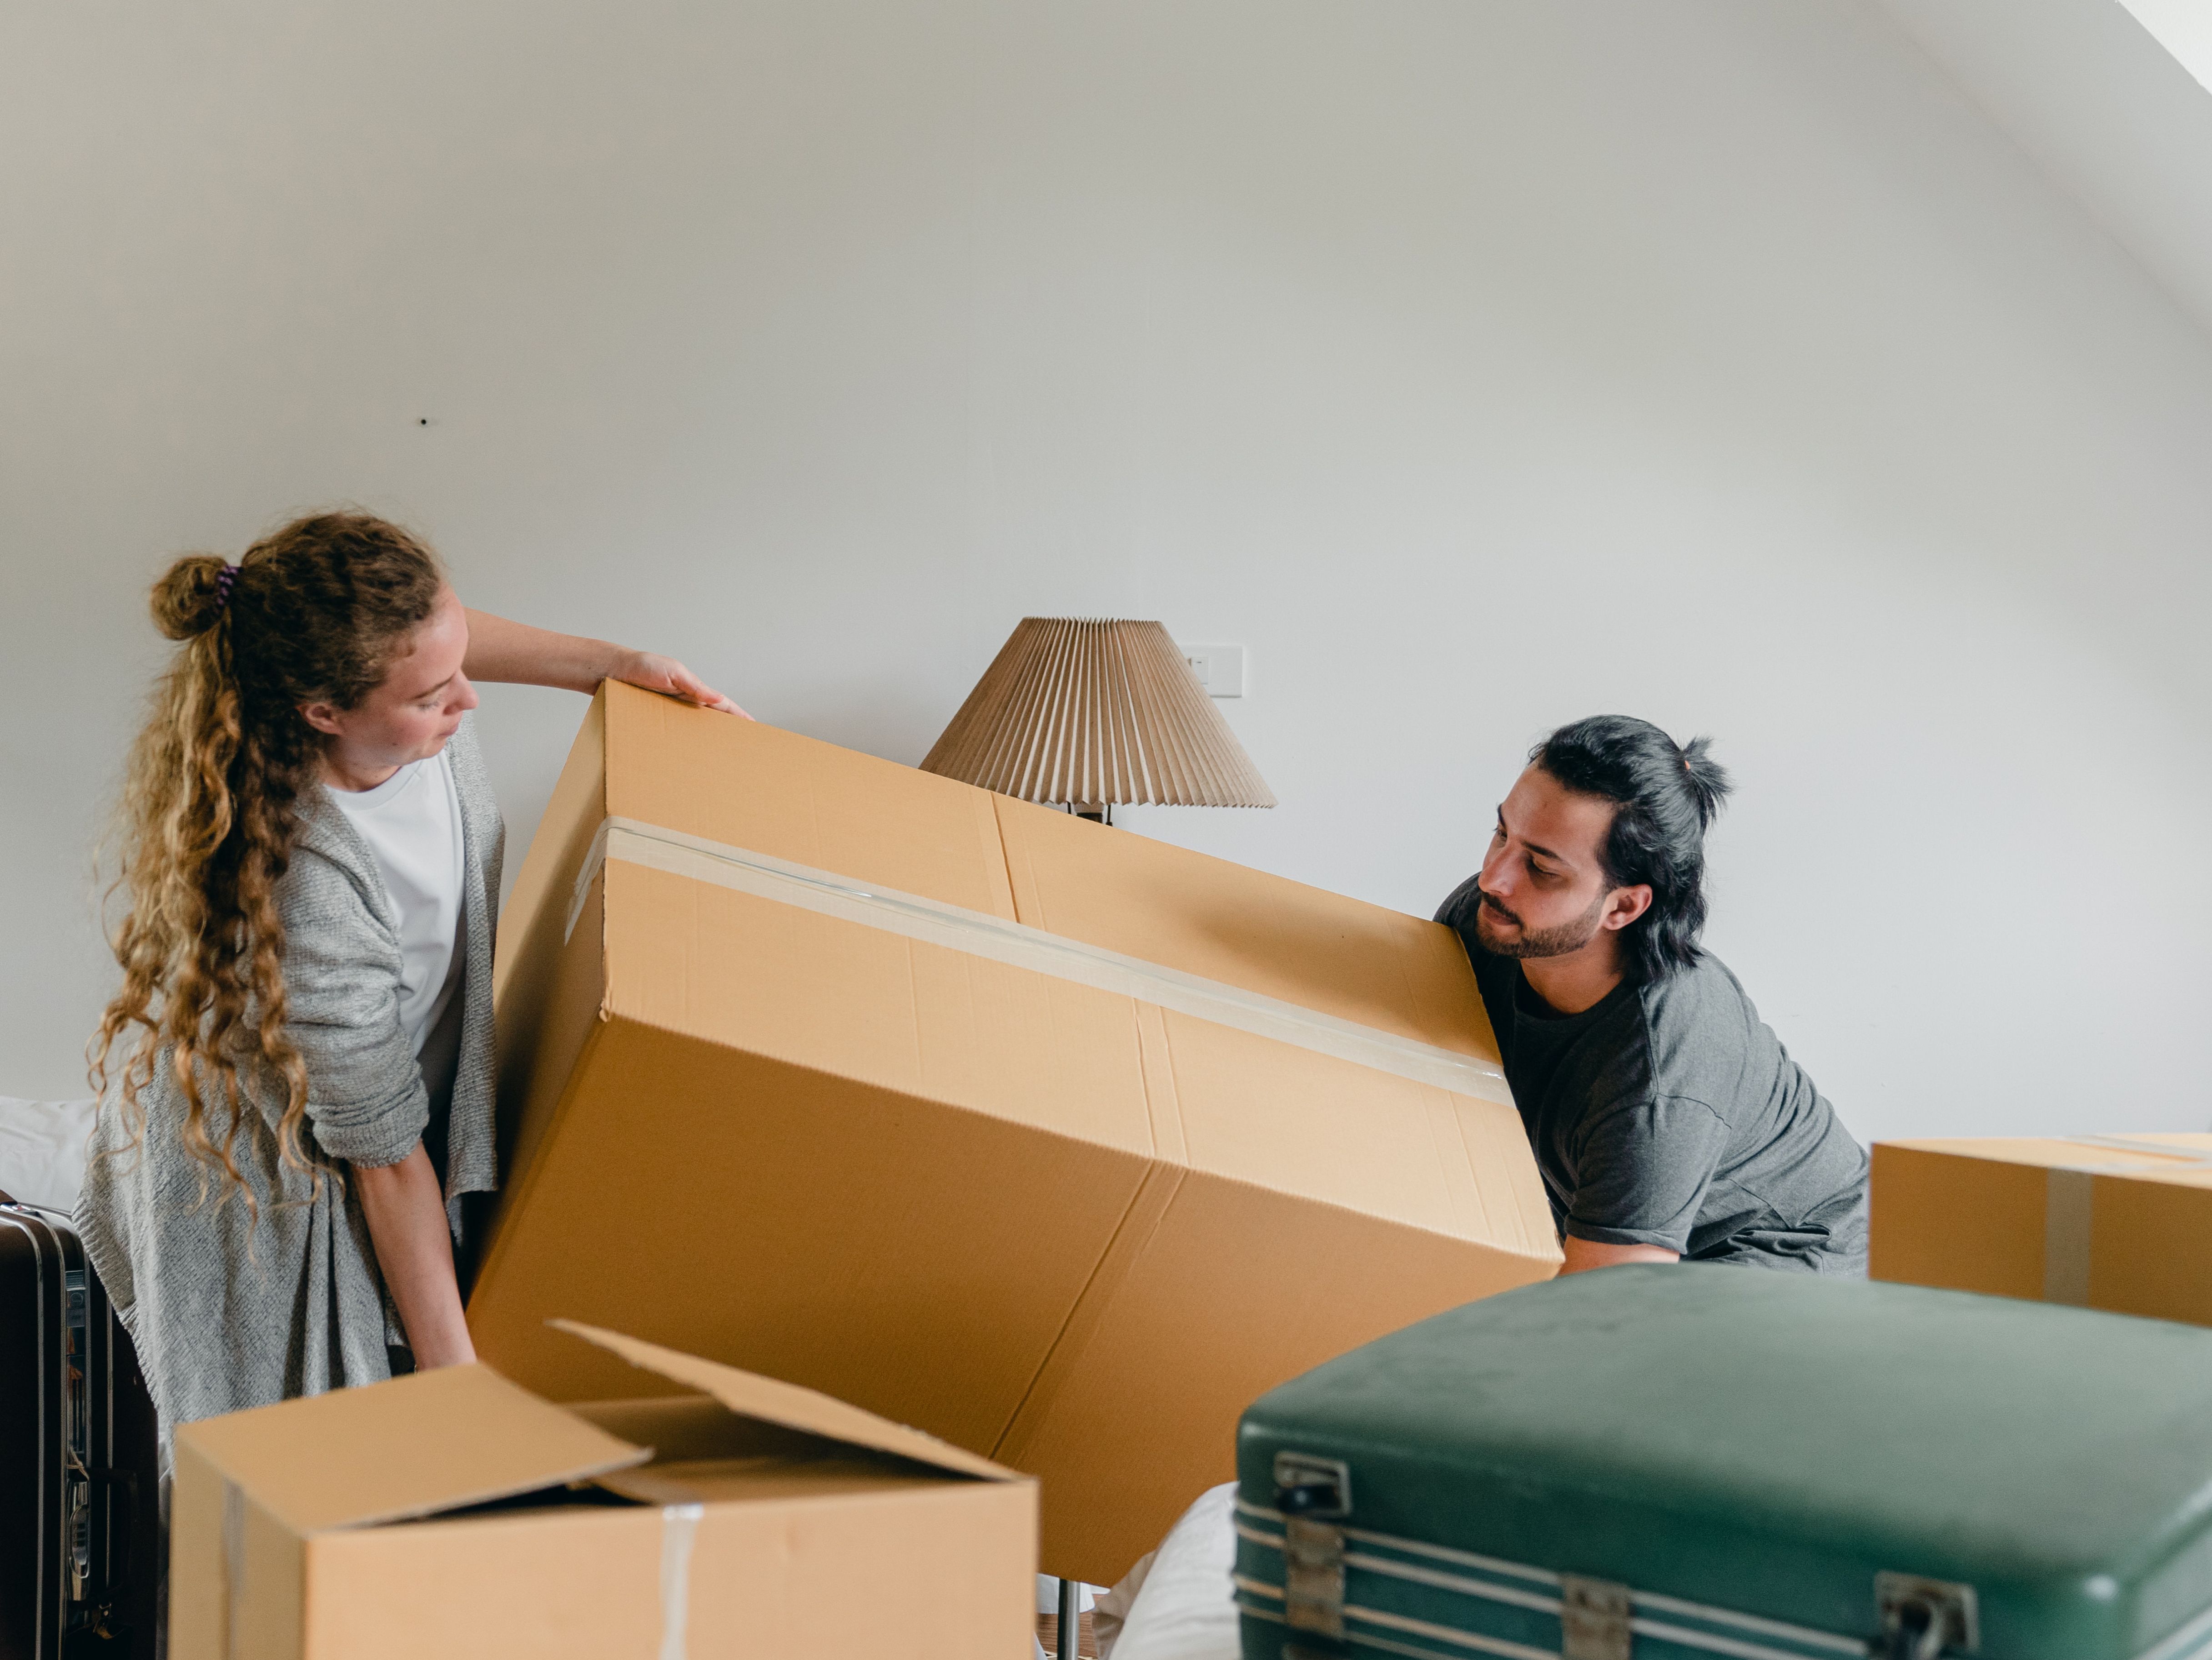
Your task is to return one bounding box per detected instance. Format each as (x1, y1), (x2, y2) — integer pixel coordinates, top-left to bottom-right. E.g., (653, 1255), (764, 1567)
(0, 1194), (159, 1660)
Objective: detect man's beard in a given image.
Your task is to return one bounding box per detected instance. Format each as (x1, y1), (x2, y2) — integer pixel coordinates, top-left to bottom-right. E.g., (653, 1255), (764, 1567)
(1473, 886), (1608, 960)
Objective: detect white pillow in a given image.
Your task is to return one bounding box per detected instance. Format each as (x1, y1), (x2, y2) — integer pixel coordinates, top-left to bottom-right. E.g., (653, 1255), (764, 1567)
(0, 1096), (99, 1213)
(1098, 1483), (1240, 1660)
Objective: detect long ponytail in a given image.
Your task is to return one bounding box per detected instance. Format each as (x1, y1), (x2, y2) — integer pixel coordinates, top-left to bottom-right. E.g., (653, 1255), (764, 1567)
(91, 513), (446, 1214)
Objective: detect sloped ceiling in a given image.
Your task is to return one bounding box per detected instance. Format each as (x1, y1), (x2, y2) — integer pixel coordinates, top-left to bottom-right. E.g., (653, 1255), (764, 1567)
(2117, 0), (2212, 95)
(1874, 0), (2212, 342)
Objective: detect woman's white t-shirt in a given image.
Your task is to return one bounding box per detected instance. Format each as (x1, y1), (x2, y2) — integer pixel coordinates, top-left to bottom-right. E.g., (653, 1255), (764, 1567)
(327, 749), (466, 1057)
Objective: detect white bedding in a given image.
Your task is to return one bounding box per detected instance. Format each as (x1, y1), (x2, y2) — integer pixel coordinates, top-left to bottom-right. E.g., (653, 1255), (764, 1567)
(1099, 1483), (1240, 1660)
(0, 1095), (98, 1212)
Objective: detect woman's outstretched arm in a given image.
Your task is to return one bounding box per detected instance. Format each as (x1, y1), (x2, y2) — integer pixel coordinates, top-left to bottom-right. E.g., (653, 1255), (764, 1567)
(354, 1145), (476, 1368)
(463, 608), (749, 717)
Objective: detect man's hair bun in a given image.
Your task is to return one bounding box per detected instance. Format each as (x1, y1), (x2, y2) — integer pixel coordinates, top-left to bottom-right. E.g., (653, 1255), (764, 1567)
(151, 555), (234, 641)
(1677, 734), (1732, 831)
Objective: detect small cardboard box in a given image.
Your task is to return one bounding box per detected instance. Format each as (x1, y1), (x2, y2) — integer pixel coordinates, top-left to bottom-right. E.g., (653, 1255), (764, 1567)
(169, 1320), (1036, 1660)
(473, 684), (1559, 1581)
(1872, 1133), (2212, 1324)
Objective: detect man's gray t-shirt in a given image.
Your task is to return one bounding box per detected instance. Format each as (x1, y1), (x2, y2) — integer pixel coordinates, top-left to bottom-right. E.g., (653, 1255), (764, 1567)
(1438, 876), (1869, 1271)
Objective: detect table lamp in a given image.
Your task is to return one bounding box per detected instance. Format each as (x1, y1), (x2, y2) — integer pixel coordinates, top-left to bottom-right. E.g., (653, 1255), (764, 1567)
(921, 617), (1274, 822)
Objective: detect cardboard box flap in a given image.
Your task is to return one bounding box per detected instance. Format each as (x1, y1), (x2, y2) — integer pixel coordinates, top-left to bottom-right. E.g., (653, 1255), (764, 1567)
(601, 682), (1019, 920)
(174, 1362), (650, 1535)
(551, 1320), (1019, 1482)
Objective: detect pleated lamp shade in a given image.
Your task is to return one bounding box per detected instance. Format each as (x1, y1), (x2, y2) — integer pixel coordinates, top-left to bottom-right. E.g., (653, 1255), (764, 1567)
(921, 618), (1275, 812)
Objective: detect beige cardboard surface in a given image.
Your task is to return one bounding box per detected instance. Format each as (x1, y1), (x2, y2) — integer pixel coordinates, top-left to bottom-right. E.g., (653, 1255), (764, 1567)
(552, 1319), (1016, 1481)
(595, 683), (1017, 919)
(565, 1393), (835, 1465)
(595, 1454), (965, 1507)
(170, 1438), (308, 1660)
(498, 684), (1501, 1045)
(173, 1361), (647, 1534)
(992, 791), (1493, 1057)
(1873, 1135), (2212, 1327)
(168, 1329), (1038, 1660)
(991, 1167), (1548, 1571)
(570, 818), (1509, 1102)
(301, 1478), (1036, 1660)
(476, 687), (1558, 1581)
(475, 994), (1155, 1453)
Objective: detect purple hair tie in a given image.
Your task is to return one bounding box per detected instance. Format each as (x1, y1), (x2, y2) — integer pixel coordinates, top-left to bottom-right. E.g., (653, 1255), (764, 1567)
(214, 563), (239, 608)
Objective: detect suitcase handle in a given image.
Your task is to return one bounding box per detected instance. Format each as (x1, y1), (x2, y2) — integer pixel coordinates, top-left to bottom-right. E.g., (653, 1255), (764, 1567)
(1876, 1572), (1975, 1660)
(1880, 1598), (1946, 1660)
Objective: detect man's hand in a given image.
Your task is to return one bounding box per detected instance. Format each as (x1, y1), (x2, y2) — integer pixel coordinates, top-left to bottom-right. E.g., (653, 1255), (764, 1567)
(1560, 1236), (1679, 1275)
(610, 649), (752, 718)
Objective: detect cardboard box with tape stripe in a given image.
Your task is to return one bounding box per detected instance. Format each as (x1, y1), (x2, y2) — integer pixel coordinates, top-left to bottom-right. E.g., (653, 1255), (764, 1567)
(472, 683), (1558, 1583)
(169, 1321), (1034, 1659)
(1872, 1134), (2212, 1324)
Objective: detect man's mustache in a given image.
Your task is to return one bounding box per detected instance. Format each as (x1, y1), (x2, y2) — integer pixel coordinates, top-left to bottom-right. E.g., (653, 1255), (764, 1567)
(1478, 889), (1522, 927)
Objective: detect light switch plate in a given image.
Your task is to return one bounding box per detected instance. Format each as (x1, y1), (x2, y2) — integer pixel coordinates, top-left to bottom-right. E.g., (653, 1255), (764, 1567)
(1180, 642), (1245, 698)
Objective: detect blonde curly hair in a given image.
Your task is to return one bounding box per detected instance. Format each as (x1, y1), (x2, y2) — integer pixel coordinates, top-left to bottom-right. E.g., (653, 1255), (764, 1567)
(91, 512), (446, 1213)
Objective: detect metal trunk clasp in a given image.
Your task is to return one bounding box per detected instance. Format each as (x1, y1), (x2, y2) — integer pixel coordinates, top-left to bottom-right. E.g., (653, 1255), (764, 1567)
(1275, 1453), (1352, 1641)
(1559, 1574), (1634, 1660)
(1875, 1571), (1979, 1660)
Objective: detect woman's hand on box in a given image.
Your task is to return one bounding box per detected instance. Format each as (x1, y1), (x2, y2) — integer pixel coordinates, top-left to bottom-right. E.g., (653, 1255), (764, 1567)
(610, 650), (752, 718)
(463, 609), (751, 717)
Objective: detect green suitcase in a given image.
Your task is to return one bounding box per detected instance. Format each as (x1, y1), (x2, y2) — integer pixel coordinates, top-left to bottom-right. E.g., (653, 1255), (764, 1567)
(1235, 1266), (2212, 1660)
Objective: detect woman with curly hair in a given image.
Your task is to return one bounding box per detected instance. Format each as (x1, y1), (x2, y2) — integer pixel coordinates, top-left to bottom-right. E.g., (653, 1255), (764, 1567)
(79, 511), (743, 1444)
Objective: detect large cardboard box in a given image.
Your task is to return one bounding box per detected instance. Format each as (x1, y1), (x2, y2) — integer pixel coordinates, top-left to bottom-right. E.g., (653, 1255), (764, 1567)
(1873, 1133), (2212, 1324)
(473, 683), (1558, 1580)
(169, 1320), (1035, 1659)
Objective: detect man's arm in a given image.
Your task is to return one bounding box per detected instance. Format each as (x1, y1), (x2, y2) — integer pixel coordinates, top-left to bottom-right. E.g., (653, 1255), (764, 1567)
(462, 608), (749, 717)
(1559, 1092), (1730, 1268)
(1561, 1236), (1679, 1275)
(354, 1145), (475, 1368)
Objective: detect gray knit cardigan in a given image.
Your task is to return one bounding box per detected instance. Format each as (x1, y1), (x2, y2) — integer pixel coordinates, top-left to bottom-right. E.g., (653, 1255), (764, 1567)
(77, 714), (503, 1444)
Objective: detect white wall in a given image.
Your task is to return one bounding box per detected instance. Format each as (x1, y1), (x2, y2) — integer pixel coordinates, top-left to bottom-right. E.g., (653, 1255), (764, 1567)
(1876, 0), (2212, 341)
(5, 1), (2210, 1146)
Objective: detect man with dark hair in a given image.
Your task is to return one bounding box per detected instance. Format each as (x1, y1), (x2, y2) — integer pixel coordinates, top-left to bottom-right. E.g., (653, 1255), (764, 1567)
(1437, 716), (1868, 1274)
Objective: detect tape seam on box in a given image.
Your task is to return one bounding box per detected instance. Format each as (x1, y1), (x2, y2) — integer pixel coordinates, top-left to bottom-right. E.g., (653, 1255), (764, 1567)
(221, 1479), (245, 1660)
(2043, 1168), (2095, 1307)
(2039, 1137), (2212, 1313)
(658, 1502), (705, 1660)
(568, 816), (1513, 1107)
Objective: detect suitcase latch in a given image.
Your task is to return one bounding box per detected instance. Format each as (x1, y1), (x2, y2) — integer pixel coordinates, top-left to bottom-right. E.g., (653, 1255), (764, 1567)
(1274, 1452), (1351, 1520)
(1559, 1575), (1633, 1660)
(1876, 1572), (1978, 1659)
(1275, 1454), (1350, 1640)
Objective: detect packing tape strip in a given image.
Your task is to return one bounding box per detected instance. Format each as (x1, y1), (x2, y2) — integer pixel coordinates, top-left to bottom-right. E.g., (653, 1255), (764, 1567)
(567, 816), (1513, 1107)
(2041, 1137), (2212, 1309)
(221, 1479), (246, 1660)
(2043, 1168), (2095, 1307)
(658, 1502), (705, 1660)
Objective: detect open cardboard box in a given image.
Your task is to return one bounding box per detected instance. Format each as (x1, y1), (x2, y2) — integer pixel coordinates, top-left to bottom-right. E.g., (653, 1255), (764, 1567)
(1874, 1133), (2212, 1324)
(169, 1320), (1036, 1660)
(473, 684), (1559, 1580)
